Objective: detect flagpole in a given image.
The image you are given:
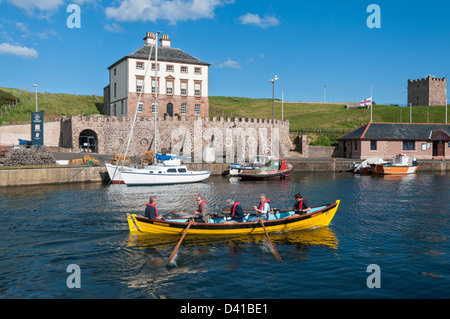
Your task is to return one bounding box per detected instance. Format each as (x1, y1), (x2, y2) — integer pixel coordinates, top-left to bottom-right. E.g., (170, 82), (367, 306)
(410, 103), (412, 123)
(370, 86), (373, 122)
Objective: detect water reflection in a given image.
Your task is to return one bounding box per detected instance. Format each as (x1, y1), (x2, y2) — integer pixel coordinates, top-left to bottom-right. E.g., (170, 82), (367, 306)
(126, 226), (338, 251)
(120, 225), (339, 298)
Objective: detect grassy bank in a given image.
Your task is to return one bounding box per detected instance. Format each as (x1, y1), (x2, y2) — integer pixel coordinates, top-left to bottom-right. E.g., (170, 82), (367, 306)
(210, 96), (448, 131)
(1, 87), (448, 134)
(0, 87), (103, 125)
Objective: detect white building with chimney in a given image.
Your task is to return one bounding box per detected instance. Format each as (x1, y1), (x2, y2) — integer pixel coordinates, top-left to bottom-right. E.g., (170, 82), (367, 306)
(104, 33), (210, 118)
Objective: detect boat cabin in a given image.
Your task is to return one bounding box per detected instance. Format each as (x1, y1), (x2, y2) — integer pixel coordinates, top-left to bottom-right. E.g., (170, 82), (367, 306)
(392, 154), (416, 166)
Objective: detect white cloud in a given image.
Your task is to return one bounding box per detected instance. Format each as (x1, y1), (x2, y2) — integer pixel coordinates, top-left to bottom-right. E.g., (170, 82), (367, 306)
(0, 43), (38, 58)
(239, 13), (279, 29)
(4, 0), (64, 15)
(104, 23), (124, 33)
(218, 59), (241, 69)
(12, 21), (59, 40)
(15, 22), (29, 33)
(105, 0), (234, 24)
(4, 0), (99, 16)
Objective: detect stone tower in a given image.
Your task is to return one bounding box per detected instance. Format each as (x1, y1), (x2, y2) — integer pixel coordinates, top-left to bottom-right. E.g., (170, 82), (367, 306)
(407, 75), (447, 106)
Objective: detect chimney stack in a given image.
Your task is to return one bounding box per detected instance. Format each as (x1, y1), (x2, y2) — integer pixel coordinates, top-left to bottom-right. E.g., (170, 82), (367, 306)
(159, 34), (171, 47)
(143, 32), (156, 46)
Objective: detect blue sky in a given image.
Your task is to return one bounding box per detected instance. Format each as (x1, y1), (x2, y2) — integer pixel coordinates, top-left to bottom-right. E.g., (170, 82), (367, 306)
(0, 0), (449, 105)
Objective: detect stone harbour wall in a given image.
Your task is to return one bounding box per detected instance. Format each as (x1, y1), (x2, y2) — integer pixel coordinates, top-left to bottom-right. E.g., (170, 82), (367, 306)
(61, 115), (293, 162)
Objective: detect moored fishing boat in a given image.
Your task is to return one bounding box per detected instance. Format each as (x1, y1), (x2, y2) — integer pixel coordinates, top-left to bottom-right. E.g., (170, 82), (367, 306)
(127, 200), (340, 235)
(229, 154), (276, 176)
(237, 158), (293, 180)
(347, 157), (387, 174)
(370, 154), (418, 175)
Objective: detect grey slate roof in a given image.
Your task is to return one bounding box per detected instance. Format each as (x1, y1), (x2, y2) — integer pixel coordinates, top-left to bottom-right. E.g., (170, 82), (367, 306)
(128, 44), (210, 66)
(337, 123), (450, 140)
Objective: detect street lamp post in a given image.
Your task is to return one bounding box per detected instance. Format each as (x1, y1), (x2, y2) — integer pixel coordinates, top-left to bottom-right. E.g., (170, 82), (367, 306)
(269, 75), (279, 154)
(32, 84), (38, 112)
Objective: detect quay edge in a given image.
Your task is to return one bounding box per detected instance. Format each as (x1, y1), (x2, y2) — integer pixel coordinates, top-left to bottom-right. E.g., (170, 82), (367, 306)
(0, 159), (448, 187)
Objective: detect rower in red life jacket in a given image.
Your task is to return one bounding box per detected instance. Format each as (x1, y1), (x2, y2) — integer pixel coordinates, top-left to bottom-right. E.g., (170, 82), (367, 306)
(294, 193), (310, 215)
(250, 194), (270, 221)
(144, 196), (163, 220)
(221, 199), (245, 223)
(195, 195), (210, 223)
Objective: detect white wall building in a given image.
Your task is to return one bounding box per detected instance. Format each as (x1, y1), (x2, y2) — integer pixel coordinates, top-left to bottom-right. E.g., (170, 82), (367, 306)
(104, 33), (210, 118)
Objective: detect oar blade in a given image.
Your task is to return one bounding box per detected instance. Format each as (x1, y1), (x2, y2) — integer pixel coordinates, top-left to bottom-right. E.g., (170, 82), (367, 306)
(259, 218), (282, 263)
(168, 213), (197, 264)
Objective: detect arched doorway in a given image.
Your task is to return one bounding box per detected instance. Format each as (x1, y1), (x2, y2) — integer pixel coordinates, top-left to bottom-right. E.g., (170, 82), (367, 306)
(166, 103), (173, 117)
(79, 129), (98, 153)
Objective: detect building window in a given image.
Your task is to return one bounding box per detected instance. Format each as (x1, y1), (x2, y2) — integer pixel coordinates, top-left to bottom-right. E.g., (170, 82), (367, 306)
(181, 66), (188, 73)
(166, 81), (173, 95)
(151, 63), (160, 71)
(152, 78), (158, 94)
(136, 61), (144, 70)
(403, 140), (415, 150)
(136, 78), (144, 93)
(166, 65), (174, 72)
(195, 104), (201, 115)
(370, 140), (377, 150)
(181, 103), (187, 114)
(152, 102), (158, 114)
(194, 83), (201, 97)
(194, 67), (201, 75)
(181, 82), (187, 96)
(137, 102), (143, 113)
(114, 83), (116, 98)
(114, 68), (116, 76)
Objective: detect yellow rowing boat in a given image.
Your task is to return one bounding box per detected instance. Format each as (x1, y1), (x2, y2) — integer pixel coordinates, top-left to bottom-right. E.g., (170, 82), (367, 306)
(127, 200), (340, 235)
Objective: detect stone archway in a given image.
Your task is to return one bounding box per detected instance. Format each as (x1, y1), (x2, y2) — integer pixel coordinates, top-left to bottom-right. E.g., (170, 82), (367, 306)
(79, 129), (98, 153)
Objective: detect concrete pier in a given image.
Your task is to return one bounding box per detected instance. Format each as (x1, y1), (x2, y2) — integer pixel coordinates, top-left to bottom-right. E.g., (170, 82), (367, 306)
(0, 165), (105, 187)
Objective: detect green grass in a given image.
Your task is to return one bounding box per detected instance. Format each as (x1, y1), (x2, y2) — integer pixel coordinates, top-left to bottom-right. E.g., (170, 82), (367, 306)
(1, 88), (447, 136)
(209, 96), (449, 132)
(0, 87), (103, 125)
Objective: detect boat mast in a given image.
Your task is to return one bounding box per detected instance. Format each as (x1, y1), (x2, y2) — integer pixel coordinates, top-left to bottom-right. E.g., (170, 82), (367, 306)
(154, 31), (160, 155)
(120, 34), (154, 169)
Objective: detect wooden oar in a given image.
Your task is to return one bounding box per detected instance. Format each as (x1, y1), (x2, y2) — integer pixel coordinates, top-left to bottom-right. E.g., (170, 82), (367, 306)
(259, 218), (282, 263)
(222, 208), (255, 212)
(222, 207), (292, 213)
(168, 212), (198, 264)
(171, 210), (195, 216)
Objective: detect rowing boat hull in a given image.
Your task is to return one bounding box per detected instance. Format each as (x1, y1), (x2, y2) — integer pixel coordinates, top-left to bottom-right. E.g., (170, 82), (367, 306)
(127, 200), (340, 235)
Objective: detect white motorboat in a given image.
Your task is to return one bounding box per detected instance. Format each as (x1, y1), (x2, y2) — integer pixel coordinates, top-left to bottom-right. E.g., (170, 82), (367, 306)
(105, 162), (136, 184)
(121, 154), (210, 186)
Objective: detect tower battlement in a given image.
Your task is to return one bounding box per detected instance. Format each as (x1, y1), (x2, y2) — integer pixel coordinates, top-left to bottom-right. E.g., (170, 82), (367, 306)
(407, 75), (447, 106)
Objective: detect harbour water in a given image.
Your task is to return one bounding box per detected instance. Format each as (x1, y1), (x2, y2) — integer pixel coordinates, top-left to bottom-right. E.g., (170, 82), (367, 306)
(0, 171), (449, 299)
